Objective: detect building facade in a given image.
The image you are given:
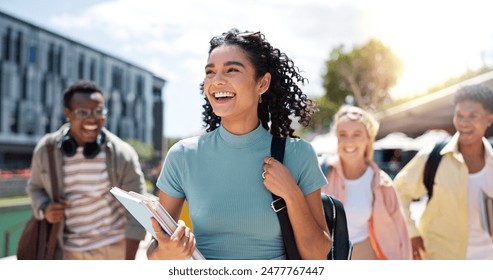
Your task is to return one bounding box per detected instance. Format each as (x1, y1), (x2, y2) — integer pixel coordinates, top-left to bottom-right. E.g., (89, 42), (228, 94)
(0, 10), (166, 170)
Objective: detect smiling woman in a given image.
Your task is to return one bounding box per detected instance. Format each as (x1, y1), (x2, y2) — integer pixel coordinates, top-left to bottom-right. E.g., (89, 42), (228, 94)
(320, 105), (412, 260)
(147, 28), (331, 260)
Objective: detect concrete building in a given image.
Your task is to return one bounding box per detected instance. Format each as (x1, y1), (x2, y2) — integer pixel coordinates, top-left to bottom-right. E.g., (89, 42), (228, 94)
(0, 10), (166, 170)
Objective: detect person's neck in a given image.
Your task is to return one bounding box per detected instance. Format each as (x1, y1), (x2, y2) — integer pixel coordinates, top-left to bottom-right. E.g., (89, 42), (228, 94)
(459, 139), (484, 158)
(221, 119), (260, 135)
(341, 158), (369, 180)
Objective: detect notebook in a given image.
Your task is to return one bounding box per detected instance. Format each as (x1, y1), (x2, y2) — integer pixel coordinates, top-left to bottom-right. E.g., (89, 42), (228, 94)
(480, 190), (493, 241)
(110, 186), (205, 260)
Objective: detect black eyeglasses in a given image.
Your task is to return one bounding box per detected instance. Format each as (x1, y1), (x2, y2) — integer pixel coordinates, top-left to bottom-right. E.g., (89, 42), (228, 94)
(71, 107), (107, 119)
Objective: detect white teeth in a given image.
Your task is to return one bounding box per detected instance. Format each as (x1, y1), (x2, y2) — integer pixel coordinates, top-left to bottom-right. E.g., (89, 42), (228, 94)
(213, 92), (235, 98)
(83, 125), (98, 130)
(344, 147), (356, 153)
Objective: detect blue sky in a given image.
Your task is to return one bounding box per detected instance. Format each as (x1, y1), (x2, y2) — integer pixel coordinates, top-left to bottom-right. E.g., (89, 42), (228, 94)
(1, 0), (492, 138)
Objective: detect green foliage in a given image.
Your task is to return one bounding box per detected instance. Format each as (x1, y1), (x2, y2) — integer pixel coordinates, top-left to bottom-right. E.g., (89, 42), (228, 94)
(305, 95), (340, 134)
(125, 139), (154, 162)
(323, 45), (355, 106)
(311, 39), (402, 133)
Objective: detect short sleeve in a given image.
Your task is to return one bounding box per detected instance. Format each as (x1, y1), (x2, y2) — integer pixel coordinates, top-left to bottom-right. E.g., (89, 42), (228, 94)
(285, 138), (327, 195)
(156, 141), (186, 198)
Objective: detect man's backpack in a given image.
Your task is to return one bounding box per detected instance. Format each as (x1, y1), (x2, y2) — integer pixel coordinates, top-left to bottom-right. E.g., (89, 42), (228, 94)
(422, 139), (449, 201)
(423, 138), (493, 201)
(271, 137), (352, 260)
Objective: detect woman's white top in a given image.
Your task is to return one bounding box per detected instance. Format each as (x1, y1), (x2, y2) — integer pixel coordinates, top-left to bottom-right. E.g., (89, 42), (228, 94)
(345, 167), (374, 244)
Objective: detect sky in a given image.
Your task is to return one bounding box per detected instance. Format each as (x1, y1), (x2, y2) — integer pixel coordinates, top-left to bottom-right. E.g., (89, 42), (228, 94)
(0, 0), (492, 138)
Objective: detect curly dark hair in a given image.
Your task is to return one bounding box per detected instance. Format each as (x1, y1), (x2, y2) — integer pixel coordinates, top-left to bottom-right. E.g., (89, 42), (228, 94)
(199, 28), (317, 138)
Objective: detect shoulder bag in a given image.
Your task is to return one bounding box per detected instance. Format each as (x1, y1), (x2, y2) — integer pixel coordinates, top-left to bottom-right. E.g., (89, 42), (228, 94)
(17, 136), (61, 260)
(270, 136), (352, 260)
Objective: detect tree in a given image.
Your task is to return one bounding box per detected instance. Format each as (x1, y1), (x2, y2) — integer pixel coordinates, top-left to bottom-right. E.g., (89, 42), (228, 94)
(308, 39), (402, 133)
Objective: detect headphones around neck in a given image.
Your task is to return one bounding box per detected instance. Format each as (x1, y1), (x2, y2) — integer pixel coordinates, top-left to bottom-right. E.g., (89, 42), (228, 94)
(60, 129), (106, 159)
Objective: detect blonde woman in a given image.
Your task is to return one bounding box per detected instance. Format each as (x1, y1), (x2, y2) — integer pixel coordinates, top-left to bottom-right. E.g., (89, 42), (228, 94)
(321, 105), (412, 260)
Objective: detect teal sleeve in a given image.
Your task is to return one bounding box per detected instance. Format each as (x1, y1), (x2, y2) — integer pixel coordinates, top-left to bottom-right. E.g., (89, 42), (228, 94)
(156, 141), (186, 198)
(285, 138), (327, 195)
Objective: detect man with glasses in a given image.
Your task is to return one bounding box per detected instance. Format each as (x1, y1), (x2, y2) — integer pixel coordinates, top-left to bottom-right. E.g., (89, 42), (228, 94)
(27, 80), (147, 259)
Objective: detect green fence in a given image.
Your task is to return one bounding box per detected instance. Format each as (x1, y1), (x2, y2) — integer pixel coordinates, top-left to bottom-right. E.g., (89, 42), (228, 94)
(0, 197), (32, 258)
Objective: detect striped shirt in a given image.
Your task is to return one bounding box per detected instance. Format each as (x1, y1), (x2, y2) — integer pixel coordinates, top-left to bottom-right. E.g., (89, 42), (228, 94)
(62, 147), (127, 251)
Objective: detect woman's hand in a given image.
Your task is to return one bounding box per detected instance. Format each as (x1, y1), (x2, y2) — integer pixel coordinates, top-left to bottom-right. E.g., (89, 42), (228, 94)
(146, 218), (196, 260)
(411, 236), (426, 260)
(262, 156), (298, 199)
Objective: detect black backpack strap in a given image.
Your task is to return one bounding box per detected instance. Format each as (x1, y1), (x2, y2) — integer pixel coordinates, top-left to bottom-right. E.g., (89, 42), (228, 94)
(270, 136), (301, 260)
(321, 193), (352, 260)
(321, 194), (335, 259)
(423, 139), (448, 202)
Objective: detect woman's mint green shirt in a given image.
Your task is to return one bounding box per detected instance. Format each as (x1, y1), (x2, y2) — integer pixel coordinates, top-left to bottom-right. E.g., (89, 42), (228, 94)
(157, 125), (327, 260)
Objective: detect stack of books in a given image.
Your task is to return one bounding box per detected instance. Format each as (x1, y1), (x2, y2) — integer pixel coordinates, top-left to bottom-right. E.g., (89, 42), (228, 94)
(110, 187), (205, 260)
(481, 191), (493, 241)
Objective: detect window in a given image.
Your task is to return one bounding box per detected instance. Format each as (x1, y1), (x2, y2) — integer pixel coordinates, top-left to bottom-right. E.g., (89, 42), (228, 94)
(3, 27), (12, 60)
(99, 58), (106, 86)
(78, 54), (85, 79)
(28, 30), (38, 65)
(47, 43), (55, 72)
(56, 46), (63, 74)
(15, 31), (23, 64)
(90, 58), (96, 80)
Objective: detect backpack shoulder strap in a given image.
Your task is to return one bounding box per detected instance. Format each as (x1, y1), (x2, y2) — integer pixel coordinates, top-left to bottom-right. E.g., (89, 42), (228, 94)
(271, 136), (286, 164)
(321, 193), (352, 260)
(45, 134), (61, 259)
(270, 136), (301, 260)
(423, 139), (449, 201)
(45, 135), (60, 201)
(321, 194), (335, 255)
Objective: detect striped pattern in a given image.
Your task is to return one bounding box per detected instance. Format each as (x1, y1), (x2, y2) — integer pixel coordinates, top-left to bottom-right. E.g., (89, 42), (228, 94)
(62, 147), (126, 251)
